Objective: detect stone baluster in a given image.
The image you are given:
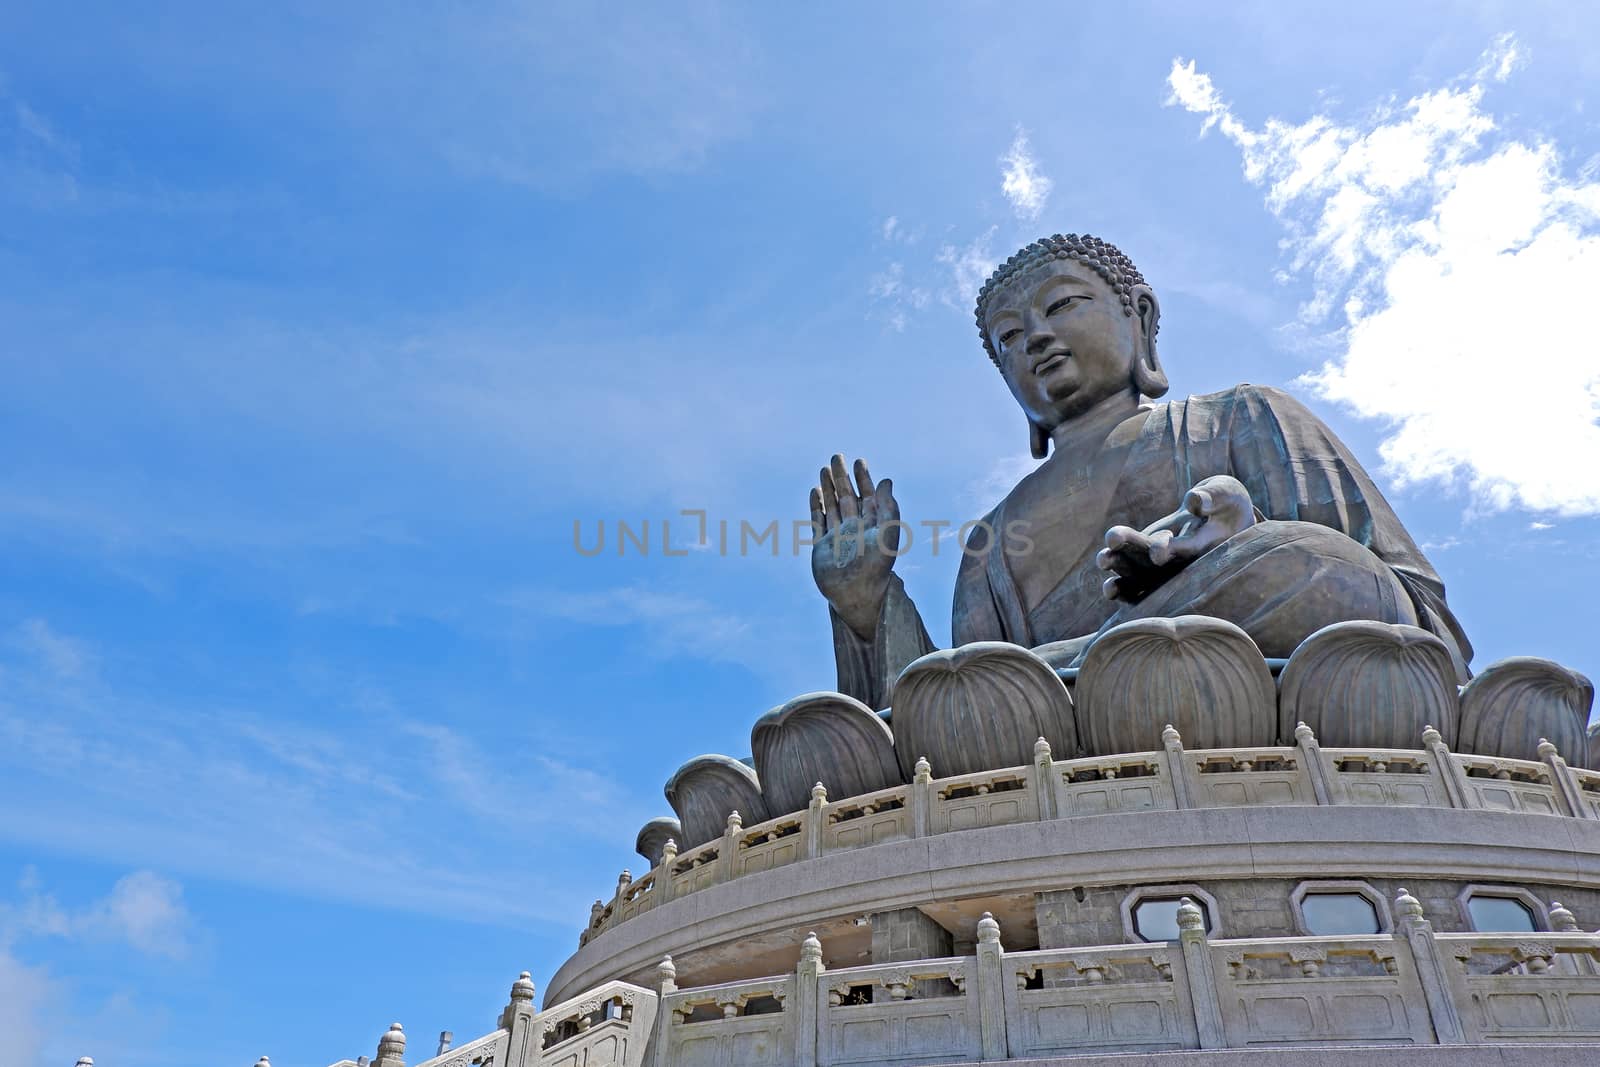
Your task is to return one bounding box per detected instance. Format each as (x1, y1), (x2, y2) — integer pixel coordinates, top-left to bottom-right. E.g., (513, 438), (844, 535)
(496, 970), (538, 1067)
(805, 783), (828, 859)
(1423, 725), (1475, 809)
(642, 956), (677, 1067)
(613, 869), (632, 911)
(657, 838), (679, 903)
(718, 811), (742, 882)
(795, 932), (825, 1067)
(974, 912), (1009, 1060)
(1537, 738), (1589, 819)
(436, 1031), (453, 1056)
(374, 1023), (406, 1067)
(1031, 738), (1057, 820)
(1548, 902), (1596, 975)
(1175, 897), (1225, 1049)
(910, 758), (933, 838)
(1162, 725), (1195, 809)
(1293, 721), (1340, 805)
(1393, 887), (1468, 1043)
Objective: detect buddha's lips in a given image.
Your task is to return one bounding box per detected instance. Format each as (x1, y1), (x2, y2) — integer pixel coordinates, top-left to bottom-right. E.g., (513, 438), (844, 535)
(1034, 350), (1071, 375)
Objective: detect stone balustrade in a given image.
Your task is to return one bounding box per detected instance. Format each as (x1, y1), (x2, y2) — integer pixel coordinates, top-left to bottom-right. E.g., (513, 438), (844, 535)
(334, 890), (1600, 1067)
(580, 725), (1598, 946)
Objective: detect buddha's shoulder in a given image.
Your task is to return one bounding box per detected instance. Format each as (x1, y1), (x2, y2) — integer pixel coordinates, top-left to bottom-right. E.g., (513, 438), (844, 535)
(1154, 382), (1313, 425)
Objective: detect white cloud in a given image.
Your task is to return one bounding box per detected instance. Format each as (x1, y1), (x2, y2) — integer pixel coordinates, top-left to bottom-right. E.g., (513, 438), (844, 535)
(1000, 129), (1052, 220)
(0, 944), (59, 1067)
(6, 869), (194, 960)
(8, 619), (95, 681)
(1167, 40), (1600, 516)
(937, 226), (998, 310)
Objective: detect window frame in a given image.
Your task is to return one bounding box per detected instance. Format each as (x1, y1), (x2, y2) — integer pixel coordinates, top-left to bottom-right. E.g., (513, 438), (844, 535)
(1290, 880), (1389, 936)
(1458, 885), (1546, 933)
(1120, 884), (1220, 943)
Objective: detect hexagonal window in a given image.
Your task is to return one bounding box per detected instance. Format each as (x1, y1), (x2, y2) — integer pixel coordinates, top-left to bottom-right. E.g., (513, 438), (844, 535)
(1132, 897), (1205, 942)
(1300, 892), (1381, 935)
(1467, 894), (1538, 932)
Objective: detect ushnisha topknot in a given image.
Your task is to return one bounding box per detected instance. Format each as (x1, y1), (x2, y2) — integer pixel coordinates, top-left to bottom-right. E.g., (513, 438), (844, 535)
(975, 233), (1149, 367)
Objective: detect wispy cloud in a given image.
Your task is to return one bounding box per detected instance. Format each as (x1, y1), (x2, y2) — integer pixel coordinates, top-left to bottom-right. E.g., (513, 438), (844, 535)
(1000, 129), (1052, 221)
(937, 226), (999, 310)
(7, 869), (194, 960)
(1167, 37), (1600, 516)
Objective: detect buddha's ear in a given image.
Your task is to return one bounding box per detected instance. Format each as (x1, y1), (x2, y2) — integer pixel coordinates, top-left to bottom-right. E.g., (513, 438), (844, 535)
(1130, 284), (1168, 399)
(1028, 419), (1051, 459)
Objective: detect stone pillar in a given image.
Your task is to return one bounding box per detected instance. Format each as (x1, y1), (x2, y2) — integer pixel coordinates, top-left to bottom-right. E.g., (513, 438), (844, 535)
(1393, 887), (1467, 1044)
(805, 783), (827, 859)
(374, 1023), (406, 1067)
(1293, 721), (1340, 804)
(495, 971), (538, 1067)
(909, 758), (933, 838)
(1538, 738), (1589, 819)
(657, 838), (679, 903)
(794, 932), (825, 1067)
(870, 907), (952, 963)
(1032, 738), (1057, 820)
(1162, 725), (1195, 809)
(644, 956), (677, 1067)
(718, 811), (742, 882)
(1424, 725), (1475, 809)
(974, 912), (1009, 1061)
(1176, 898), (1225, 1050)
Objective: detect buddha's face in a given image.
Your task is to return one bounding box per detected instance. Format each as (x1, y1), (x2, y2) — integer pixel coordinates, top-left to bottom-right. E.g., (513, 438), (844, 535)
(984, 261), (1148, 431)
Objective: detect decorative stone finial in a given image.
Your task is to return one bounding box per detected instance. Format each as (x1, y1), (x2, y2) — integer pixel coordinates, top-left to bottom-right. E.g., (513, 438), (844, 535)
(590, 899), (604, 919)
(659, 954), (678, 983)
(76, 1060), (95, 1067)
(1395, 887), (1424, 922)
(1161, 723), (1181, 746)
(1034, 736), (1052, 762)
(913, 757), (932, 784)
(726, 810), (742, 833)
(811, 782), (828, 805)
(1537, 737), (1559, 759)
(1176, 897), (1204, 934)
(616, 869), (632, 891)
(1422, 724), (1442, 746)
(376, 1023), (406, 1061)
(1549, 902), (1580, 932)
(1294, 721), (1314, 744)
(254, 1059), (269, 1067)
(801, 931), (823, 965)
(661, 838), (678, 863)
(977, 911), (1001, 945)
(510, 970), (536, 1003)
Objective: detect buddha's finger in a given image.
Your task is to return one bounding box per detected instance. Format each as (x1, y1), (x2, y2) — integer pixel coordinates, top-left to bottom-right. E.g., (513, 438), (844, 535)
(874, 478), (897, 523)
(853, 458), (875, 500)
(809, 487), (826, 532)
(830, 454), (859, 519)
(820, 467), (841, 529)
(1102, 574), (1123, 601)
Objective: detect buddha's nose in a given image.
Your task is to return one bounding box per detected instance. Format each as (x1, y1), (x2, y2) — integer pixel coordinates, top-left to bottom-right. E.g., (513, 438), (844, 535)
(1026, 327), (1054, 356)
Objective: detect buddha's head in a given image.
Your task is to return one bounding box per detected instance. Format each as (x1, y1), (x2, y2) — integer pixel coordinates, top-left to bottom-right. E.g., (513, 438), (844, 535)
(976, 234), (1167, 458)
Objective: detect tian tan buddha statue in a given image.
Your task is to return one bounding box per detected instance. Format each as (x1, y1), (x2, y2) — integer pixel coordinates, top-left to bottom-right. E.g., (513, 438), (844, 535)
(808, 233), (1474, 710)
(654, 233), (1590, 852)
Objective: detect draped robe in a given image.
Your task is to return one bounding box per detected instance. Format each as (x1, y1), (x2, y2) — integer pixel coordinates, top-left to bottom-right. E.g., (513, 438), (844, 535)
(830, 384), (1472, 709)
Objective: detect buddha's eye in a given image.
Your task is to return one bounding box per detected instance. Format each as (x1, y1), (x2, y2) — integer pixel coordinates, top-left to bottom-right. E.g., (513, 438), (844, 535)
(998, 328), (1022, 347)
(1046, 295), (1084, 317)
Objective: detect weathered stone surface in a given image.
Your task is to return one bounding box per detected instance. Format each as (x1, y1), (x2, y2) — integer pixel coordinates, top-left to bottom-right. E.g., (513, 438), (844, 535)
(751, 691), (902, 816)
(1591, 722), (1600, 775)
(890, 641), (1078, 778)
(1077, 616), (1274, 755)
(663, 755), (769, 850)
(1458, 657), (1594, 766)
(634, 816), (682, 867)
(1278, 620), (1460, 748)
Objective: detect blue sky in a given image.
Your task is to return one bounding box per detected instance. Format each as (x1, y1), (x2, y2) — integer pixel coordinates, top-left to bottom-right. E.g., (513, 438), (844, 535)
(2, 4), (1598, 1065)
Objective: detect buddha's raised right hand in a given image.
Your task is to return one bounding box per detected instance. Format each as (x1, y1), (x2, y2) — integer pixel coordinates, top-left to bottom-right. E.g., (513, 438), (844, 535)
(810, 454), (900, 640)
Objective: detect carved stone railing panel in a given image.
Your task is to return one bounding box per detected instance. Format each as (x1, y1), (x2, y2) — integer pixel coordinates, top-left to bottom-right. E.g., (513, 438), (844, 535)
(930, 768), (1033, 834)
(1456, 755), (1563, 816)
(734, 816), (806, 878)
(663, 975), (795, 1067)
(1210, 935), (1433, 1047)
(1437, 932), (1600, 1043)
(413, 1029), (508, 1067)
(1188, 747), (1313, 808)
(818, 957), (980, 1067)
(1325, 748), (1450, 807)
(1053, 753), (1176, 817)
(823, 784), (911, 852)
(1002, 943), (1194, 1057)
(532, 980), (656, 1067)
(1572, 766), (1600, 819)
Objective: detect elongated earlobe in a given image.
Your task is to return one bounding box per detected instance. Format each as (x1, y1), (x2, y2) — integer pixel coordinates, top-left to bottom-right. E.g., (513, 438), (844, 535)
(1029, 419), (1050, 459)
(1130, 286), (1169, 399)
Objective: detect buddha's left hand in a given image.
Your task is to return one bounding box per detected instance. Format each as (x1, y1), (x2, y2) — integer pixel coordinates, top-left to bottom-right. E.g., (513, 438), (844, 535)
(1095, 475), (1258, 603)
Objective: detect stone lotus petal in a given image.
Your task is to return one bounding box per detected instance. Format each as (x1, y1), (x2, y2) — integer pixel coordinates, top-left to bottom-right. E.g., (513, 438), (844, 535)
(751, 691), (902, 816)
(663, 755), (770, 850)
(890, 641), (1077, 779)
(634, 816), (683, 867)
(1077, 615), (1275, 755)
(1278, 620), (1459, 749)
(1458, 657), (1594, 766)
